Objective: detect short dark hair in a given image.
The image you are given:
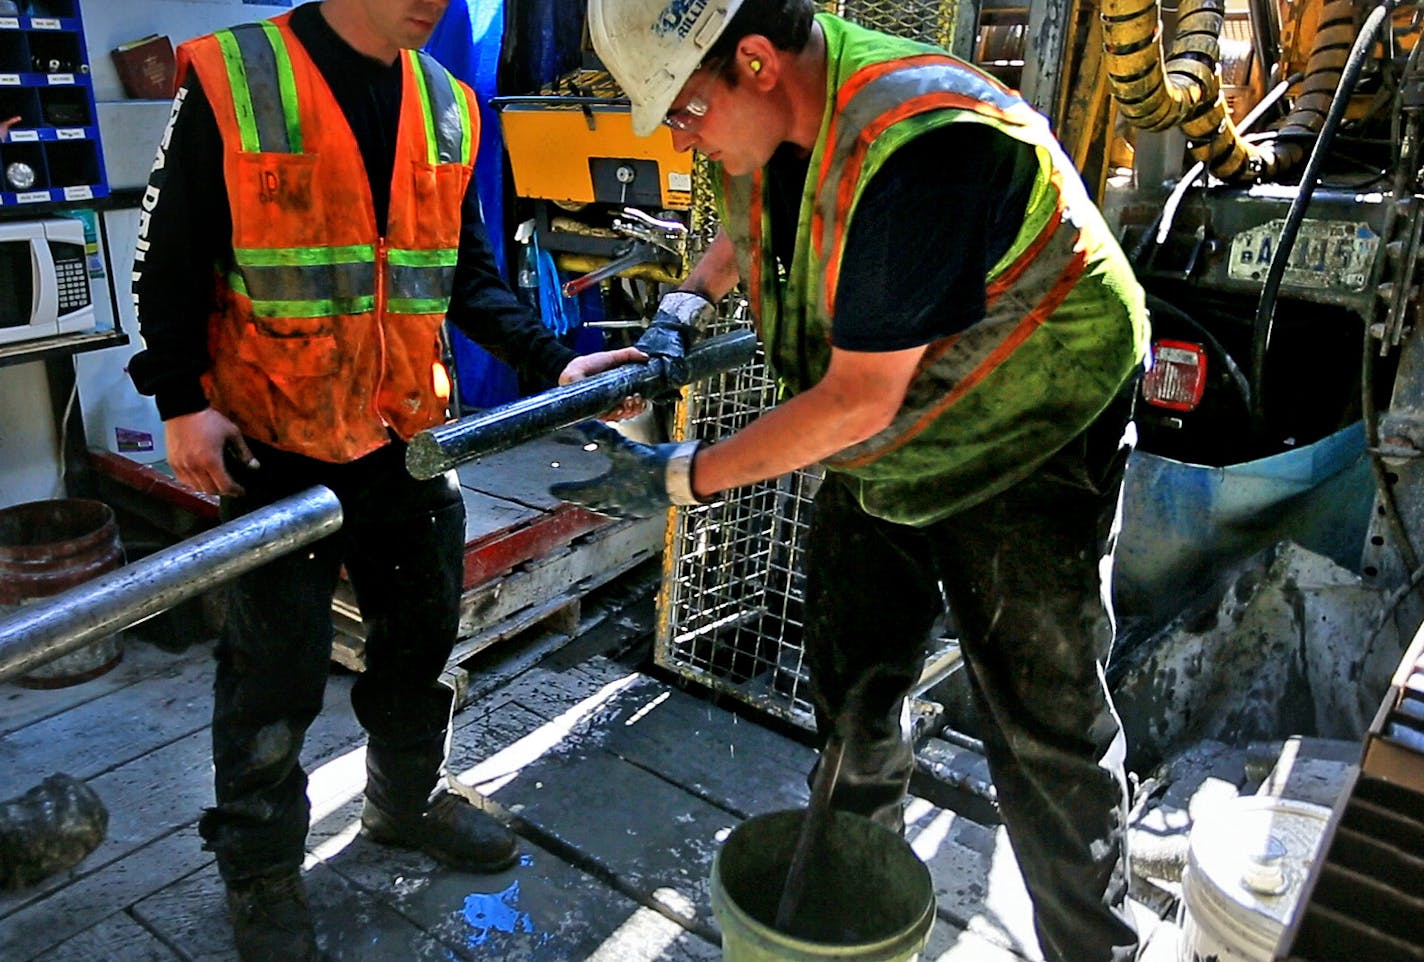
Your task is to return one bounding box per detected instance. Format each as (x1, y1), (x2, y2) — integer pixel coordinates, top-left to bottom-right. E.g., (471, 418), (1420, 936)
(703, 0), (816, 77)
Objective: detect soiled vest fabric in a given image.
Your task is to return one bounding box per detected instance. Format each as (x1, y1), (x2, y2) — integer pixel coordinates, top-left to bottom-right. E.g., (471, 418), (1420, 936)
(716, 14), (1149, 525)
(179, 13), (477, 463)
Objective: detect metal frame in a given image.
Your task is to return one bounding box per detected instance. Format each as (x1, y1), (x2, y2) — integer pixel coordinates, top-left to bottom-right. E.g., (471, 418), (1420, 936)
(654, 301), (826, 728)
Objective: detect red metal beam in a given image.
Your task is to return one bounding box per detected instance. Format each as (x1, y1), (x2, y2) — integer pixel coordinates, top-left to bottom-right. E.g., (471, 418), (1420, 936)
(87, 449), (221, 522)
(88, 448), (606, 591)
(462, 504), (609, 589)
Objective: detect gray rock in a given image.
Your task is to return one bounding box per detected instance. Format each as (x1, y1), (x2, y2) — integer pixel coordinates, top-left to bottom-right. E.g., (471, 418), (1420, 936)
(0, 773), (109, 891)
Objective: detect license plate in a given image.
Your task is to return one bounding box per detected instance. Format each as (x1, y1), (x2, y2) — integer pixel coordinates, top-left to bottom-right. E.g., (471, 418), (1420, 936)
(1227, 219), (1379, 293)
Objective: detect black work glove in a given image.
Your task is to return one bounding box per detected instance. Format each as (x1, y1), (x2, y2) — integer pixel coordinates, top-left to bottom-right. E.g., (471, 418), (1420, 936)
(548, 421), (705, 519)
(635, 291), (714, 383)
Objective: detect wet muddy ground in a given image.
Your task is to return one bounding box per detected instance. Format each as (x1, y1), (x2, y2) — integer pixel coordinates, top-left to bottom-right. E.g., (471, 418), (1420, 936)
(0, 568), (1179, 962)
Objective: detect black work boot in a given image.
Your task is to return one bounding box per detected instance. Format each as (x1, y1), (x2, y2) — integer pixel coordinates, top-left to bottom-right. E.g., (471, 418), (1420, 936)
(224, 871), (320, 962)
(361, 790), (519, 872)
(362, 734), (519, 873)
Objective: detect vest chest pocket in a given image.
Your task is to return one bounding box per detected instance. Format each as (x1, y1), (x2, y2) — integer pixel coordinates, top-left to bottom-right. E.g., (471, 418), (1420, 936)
(235, 318), (341, 379)
(409, 162), (470, 226)
(231, 153), (324, 244)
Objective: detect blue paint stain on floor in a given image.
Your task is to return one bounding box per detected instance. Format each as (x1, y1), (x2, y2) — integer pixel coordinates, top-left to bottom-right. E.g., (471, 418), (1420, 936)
(462, 880), (548, 950)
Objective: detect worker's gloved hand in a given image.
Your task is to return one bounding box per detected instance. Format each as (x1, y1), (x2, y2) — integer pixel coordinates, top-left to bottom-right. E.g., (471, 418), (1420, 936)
(635, 291), (714, 383)
(549, 421), (704, 519)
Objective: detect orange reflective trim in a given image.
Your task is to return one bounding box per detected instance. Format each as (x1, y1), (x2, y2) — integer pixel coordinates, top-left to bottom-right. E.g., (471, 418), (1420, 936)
(748, 169), (766, 327)
(987, 169), (1072, 305)
(821, 90), (1007, 312)
(817, 54), (957, 205)
(812, 54), (1013, 259)
(987, 209), (1065, 305)
(832, 245), (1089, 469)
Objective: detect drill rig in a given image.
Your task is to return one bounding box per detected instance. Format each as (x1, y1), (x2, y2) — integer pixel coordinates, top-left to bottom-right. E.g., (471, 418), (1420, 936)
(1095, 0), (1424, 623)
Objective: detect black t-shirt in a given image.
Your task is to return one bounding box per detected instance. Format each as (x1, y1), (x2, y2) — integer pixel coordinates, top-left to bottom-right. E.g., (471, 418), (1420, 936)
(129, 3), (574, 420)
(762, 122), (1037, 354)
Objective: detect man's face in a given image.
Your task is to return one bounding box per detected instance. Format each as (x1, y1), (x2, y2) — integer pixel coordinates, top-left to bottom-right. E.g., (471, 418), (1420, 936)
(358, 0), (450, 51)
(665, 65), (779, 177)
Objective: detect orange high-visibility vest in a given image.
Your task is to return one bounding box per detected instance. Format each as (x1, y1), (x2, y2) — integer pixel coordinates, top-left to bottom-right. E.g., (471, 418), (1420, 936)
(178, 13), (477, 463)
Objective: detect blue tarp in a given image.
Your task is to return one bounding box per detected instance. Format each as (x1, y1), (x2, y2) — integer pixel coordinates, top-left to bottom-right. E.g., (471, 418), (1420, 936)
(426, 0), (520, 408)
(427, 0), (605, 408)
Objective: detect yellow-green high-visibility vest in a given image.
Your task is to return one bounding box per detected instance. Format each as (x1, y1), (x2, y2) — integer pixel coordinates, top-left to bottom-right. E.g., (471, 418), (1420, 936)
(716, 13), (1149, 525)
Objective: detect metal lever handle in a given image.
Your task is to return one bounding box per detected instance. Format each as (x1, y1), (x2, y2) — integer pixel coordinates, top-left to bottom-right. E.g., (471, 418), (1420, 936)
(561, 240), (658, 298)
(0, 487), (344, 684)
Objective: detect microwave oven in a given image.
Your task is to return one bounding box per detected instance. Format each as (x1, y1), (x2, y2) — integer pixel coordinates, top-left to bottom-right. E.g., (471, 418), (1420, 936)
(0, 217), (95, 346)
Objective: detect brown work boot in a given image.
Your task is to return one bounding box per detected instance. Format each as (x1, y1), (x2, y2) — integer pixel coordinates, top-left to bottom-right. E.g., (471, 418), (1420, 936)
(361, 790), (518, 872)
(224, 871), (321, 962)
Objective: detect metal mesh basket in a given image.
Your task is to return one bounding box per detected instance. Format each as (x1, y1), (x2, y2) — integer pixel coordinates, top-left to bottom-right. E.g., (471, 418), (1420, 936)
(653, 0), (970, 730)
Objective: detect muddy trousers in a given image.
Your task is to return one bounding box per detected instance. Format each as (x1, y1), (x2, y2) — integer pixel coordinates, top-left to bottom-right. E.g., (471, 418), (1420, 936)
(802, 404), (1138, 962)
(198, 439), (465, 883)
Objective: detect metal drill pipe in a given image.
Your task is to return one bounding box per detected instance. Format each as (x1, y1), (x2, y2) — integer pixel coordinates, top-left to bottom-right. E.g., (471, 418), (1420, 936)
(0, 486), (344, 684)
(405, 328), (758, 480)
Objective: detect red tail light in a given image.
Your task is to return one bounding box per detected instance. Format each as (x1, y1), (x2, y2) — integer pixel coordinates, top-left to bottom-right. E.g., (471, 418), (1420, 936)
(1142, 339), (1208, 412)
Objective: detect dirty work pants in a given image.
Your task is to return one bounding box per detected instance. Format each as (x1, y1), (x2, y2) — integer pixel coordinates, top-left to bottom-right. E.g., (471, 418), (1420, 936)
(198, 438), (465, 883)
(802, 396), (1138, 962)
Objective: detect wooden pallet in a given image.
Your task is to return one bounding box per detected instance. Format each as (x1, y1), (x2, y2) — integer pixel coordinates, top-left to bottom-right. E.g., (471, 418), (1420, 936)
(86, 431), (665, 679)
(330, 510), (664, 678)
(326, 428), (667, 676)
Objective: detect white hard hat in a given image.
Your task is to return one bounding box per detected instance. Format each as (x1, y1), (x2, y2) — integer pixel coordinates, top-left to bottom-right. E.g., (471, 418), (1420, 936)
(589, 0), (744, 136)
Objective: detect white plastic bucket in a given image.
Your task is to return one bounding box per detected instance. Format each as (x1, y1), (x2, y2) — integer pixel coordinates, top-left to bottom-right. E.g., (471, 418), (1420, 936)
(1179, 796), (1331, 962)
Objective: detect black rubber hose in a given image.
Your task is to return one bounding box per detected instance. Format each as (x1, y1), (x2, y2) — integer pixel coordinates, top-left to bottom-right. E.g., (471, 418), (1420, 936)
(1249, 0), (1395, 432)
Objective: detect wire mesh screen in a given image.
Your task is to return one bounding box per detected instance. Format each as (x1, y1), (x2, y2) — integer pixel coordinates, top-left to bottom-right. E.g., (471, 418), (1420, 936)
(834, 0), (962, 50)
(653, 1), (967, 730)
(655, 306), (826, 727)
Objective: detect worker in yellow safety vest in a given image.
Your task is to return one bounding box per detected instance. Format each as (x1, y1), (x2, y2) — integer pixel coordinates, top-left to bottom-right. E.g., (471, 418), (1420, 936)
(550, 1), (1149, 959)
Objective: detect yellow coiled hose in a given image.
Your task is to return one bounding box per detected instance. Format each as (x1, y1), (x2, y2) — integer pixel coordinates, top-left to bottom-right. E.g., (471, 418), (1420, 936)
(1102, 0), (1356, 182)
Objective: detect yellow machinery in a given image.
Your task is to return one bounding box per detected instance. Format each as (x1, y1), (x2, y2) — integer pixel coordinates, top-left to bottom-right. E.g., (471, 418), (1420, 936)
(494, 68), (696, 295)
(498, 69), (693, 210)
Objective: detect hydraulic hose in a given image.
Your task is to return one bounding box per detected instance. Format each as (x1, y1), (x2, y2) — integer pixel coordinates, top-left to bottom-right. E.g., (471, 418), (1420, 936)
(1249, 0), (1395, 429)
(1103, 0), (1358, 183)
(1102, 0), (1220, 132)
(1130, 73), (1297, 268)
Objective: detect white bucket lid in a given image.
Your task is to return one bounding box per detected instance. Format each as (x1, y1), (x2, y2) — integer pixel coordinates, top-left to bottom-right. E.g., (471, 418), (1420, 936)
(1183, 796), (1332, 950)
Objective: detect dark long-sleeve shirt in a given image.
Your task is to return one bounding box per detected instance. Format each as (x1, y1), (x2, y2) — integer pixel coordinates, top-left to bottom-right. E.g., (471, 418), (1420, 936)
(129, 2), (574, 421)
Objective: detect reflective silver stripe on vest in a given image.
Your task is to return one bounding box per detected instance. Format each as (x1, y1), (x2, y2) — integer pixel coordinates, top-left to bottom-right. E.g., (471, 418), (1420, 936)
(228, 22), (293, 153)
(387, 261), (457, 306)
(817, 61), (1034, 260)
(826, 208), (1085, 467)
(718, 173), (758, 310)
(235, 261), (377, 313)
(414, 50), (465, 164)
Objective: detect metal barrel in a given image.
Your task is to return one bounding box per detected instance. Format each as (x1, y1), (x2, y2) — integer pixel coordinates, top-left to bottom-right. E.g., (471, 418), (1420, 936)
(0, 499), (126, 687)
(406, 328), (758, 480)
(0, 486), (344, 684)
